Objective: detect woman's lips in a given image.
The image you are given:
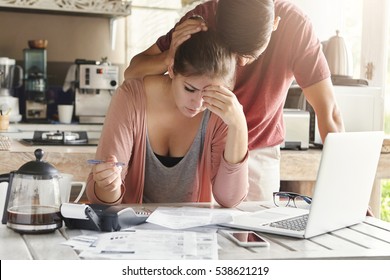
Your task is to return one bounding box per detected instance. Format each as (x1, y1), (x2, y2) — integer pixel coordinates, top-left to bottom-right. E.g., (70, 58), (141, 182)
(186, 107), (198, 114)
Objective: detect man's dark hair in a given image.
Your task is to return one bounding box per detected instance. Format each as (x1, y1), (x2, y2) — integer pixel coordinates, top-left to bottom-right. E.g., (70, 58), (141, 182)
(216, 0), (275, 56)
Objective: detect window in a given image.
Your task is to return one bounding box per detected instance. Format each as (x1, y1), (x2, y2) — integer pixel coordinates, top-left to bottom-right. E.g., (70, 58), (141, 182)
(125, 0), (204, 66)
(125, 1), (181, 65)
(386, 21), (390, 134)
(294, 0), (389, 134)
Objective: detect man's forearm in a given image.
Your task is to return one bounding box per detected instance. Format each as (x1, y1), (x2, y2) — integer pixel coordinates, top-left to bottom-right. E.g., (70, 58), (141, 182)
(124, 51), (168, 80)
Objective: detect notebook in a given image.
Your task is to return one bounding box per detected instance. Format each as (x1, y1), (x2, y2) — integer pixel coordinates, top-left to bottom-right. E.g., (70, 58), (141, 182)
(222, 131), (384, 238)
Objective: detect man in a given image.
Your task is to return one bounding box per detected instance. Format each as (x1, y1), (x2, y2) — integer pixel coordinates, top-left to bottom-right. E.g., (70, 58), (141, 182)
(124, 0), (344, 201)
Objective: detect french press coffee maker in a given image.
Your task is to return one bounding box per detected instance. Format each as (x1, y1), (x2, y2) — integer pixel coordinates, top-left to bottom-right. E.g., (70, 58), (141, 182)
(0, 149), (62, 233)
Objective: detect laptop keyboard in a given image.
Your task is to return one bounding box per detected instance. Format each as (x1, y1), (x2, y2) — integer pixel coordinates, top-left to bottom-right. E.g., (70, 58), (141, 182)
(269, 214), (309, 231)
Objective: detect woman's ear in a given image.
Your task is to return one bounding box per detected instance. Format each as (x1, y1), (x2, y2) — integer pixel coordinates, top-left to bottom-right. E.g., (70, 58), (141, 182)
(273, 16), (281, 31)
(167, 63), (175, 79)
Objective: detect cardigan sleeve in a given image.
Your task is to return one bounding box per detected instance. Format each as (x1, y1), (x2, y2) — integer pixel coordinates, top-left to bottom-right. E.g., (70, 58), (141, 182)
(85, 80), (143, 204)
(205, 114), (249, 208)
(212, 153), (249, 208)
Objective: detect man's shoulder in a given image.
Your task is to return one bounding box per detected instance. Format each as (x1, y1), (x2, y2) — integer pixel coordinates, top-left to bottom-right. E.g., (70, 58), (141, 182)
(193, 0), (218, 12)
(275, 0), (308, 20)
(188, 0), (218, 27)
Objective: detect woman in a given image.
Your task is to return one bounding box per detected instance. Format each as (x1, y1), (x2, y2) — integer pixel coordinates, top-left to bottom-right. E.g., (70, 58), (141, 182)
(86, 30), (248, 208)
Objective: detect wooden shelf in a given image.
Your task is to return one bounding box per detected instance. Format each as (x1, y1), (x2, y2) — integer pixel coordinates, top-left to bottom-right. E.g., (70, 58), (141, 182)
(0, 1), (131, 49)
(0, 0), (132, 18)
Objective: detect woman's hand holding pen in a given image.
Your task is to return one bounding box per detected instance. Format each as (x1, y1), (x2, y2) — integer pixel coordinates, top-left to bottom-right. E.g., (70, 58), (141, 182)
(91, 155), (123, 203)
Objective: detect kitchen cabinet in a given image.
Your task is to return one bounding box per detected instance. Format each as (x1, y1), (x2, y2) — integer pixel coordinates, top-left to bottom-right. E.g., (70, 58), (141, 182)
(0, 0), (132, 50)
(0, 0), (131, 17)
(286, 85), (384, 144)
(313, 86), (384, 144)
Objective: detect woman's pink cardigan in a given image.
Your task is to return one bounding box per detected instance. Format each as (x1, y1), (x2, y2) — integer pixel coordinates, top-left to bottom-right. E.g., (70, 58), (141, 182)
(86, 79), (249, 208)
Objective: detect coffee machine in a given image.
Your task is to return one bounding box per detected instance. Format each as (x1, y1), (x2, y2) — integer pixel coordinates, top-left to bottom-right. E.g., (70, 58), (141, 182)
(75, 62), (119, 123)
(24, 48), (47, 121)
(0, 57), (23, 122)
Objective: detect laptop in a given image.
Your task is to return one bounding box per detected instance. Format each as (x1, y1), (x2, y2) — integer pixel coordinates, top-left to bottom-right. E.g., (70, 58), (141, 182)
(223, 131), (384, 238)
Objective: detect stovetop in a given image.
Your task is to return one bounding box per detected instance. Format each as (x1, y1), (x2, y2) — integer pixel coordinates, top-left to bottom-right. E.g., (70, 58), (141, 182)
(21, 130), (98, 146)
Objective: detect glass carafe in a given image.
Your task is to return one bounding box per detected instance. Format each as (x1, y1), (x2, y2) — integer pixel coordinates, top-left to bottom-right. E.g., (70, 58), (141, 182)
(4, 149), (62, 233)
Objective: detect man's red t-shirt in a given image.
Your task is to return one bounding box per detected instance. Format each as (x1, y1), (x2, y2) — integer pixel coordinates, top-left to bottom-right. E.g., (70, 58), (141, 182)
(157, 0), (330, 150)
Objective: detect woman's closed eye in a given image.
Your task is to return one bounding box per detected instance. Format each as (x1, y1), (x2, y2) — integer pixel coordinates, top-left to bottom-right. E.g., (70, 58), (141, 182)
(184, 85), (197, 93)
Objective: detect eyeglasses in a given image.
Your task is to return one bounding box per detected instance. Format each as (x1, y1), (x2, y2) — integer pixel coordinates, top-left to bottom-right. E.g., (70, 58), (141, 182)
(273, 192), (312, 209)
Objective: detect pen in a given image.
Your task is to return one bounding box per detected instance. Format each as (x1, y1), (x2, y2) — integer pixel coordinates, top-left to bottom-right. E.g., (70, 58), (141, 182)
(87, 159), (126, 167)
(101, 250), (135, 254)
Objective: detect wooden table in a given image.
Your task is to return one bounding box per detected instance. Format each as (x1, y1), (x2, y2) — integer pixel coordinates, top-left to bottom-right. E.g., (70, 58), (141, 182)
(1, 201), (389, 260)
(280, 149), (390, 217)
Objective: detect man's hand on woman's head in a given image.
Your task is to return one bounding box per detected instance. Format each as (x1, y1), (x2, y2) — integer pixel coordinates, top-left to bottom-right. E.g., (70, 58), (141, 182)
(165, 16), (208, 67)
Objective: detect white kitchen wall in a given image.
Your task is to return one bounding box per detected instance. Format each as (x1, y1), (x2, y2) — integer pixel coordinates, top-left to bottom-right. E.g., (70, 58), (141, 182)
(0, 11), (126, 64)
(291, 0), (363, 79)
(291, 0), (362, 40)
(125, 0), (205, 68)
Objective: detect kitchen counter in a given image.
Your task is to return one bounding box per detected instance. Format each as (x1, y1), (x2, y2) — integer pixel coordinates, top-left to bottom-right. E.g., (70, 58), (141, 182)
(0, 139), (96, 182)
(8, 138), (97, 153)
(0, 123), (101, 184)
(0, 122), (103, 139)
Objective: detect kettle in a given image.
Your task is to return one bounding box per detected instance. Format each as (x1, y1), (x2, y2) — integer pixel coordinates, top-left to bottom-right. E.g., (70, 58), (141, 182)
(323, 30), (353, 78)
(0, 57), (23, 94)
(0, 149), (62, 233)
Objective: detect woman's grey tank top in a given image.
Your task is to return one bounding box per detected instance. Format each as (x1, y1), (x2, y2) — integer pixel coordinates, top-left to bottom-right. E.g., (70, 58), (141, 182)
(143, 110), (210, 203)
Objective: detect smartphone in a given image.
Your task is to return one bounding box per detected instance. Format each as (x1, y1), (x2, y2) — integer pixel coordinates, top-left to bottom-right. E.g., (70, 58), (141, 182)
(221, 230), (269, 247)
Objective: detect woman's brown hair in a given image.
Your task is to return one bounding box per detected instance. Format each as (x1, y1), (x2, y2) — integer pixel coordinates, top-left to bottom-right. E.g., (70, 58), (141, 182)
(173, 30), (236, 88)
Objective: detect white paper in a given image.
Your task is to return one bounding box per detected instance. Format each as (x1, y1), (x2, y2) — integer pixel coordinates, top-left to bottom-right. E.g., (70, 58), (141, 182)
(61, 235), (98, 251)
(146, 206), (243, 229)
(71, 229), (218, 260)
